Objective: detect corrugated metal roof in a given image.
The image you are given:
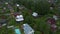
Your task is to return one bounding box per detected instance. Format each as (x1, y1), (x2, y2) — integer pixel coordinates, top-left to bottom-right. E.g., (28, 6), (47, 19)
(23, 24), (34, 34)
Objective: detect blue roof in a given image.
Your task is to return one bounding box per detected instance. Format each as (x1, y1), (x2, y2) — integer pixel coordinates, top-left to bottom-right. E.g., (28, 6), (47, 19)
(15, 29), (21, 34)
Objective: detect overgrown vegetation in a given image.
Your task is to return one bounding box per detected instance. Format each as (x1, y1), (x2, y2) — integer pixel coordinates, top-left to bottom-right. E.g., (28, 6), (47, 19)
(0, 0), (60, 34)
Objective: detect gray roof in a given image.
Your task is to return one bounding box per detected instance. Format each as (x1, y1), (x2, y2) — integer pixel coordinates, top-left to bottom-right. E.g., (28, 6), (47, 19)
(0, 19), (7, 24)
(23, 24), (34, 34)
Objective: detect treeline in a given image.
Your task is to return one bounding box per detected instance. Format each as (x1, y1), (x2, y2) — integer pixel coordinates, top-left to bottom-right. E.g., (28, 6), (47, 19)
(13, 0), (51, 15)
(13, 0), (60, 15)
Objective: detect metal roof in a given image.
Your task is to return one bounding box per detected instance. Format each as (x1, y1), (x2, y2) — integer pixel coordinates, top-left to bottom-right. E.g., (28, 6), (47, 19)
(23, 24), (34, 34)
(0, 19), (7, 24)
(15, 29), (21, 34)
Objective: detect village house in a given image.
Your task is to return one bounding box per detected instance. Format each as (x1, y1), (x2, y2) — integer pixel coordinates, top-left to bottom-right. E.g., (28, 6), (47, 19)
(47, 17), (56, 25)
(23, 24), (34, 34)
(15, 14), (24, 23)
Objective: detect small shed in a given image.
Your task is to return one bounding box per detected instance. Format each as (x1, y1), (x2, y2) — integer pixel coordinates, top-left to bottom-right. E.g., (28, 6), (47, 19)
(23, 24), (34, 34)
(50, 4), (55, 10)
(16, 4), (20, 7)
(32, 12), (38, 17)
(15, 28), (21, 34)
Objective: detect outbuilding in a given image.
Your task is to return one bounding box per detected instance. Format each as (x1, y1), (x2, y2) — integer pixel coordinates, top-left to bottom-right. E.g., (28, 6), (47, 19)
(15, 28), (21, 34)
(32, 12), (38, 17)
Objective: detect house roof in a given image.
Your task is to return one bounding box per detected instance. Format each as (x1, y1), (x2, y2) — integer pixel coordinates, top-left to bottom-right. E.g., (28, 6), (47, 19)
(23, 24), (34, 34)
(47, 18), (56, 25)
(16, 15), (23, 18)
(0, 19), (7, 24)
(16, 15), (24, 21)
